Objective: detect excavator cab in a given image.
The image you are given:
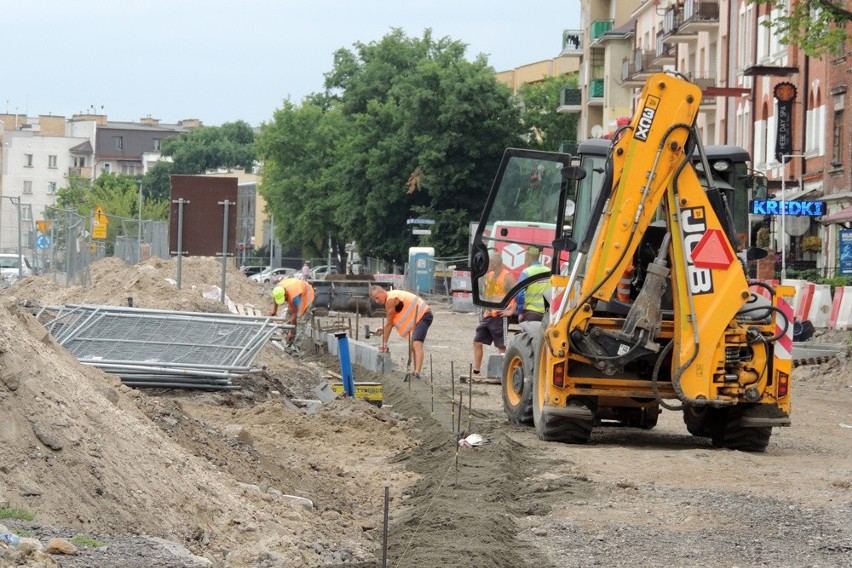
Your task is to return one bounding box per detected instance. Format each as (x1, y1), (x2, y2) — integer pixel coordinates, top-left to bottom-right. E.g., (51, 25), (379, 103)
(470, 149), (583, 309)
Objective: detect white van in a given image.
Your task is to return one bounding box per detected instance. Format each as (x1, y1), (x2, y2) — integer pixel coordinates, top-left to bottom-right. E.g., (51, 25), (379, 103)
(0, 253), (33, 284)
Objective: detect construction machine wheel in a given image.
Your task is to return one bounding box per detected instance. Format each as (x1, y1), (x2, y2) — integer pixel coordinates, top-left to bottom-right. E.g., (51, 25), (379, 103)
(638, 404), (660, 429)
(684, 404), (772, 451)
(501, 333), (537, 425)
(532, 364), (594, 443)
(710, 405), (772, 453)
(682, 405), (714, 438)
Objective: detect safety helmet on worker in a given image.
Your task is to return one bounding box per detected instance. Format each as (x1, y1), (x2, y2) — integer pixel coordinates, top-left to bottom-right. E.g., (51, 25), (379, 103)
(272, 285), (286, 305)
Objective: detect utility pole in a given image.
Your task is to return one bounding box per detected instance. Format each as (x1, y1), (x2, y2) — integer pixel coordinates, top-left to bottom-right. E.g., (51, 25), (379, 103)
(780, 153), (806, 281)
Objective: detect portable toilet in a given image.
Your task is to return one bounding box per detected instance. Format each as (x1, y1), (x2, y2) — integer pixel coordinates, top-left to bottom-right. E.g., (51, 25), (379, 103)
(408, 247), (435, 294)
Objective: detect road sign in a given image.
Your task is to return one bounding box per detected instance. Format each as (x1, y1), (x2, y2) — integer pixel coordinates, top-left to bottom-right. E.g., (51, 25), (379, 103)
(412, 229), (431, 235)
(92, 206), (108, 239)
(36, 220), (52, 233)
(36, 234), (51, 249)
(406, 218), (435, 225)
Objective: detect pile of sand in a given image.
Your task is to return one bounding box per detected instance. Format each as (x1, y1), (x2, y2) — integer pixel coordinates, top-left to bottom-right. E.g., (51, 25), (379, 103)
(0, 257), (418, 565)
(4, 256), (270, 314)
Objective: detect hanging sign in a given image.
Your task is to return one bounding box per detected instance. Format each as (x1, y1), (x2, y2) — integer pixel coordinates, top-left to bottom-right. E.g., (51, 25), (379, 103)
(774, 82), (797, 163)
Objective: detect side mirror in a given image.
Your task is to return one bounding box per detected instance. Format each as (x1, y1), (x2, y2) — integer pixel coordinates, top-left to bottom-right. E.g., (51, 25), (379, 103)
(753, 175), (768, 200)
(746, 247), (769, 261)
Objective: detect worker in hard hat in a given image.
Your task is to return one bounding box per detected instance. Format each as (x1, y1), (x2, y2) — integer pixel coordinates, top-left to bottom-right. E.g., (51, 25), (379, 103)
(369, 285), (433, 380)
(270, 277), (316, 341)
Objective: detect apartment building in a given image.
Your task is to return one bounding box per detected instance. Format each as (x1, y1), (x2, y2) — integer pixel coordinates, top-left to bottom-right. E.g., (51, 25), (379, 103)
(0, 115), (89, 254)
(566, 0), (834, 275)
(0, 113), (200, 256)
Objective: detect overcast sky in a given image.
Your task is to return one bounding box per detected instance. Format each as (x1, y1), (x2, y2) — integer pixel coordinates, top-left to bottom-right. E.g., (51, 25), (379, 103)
(3, 0), (581, 127)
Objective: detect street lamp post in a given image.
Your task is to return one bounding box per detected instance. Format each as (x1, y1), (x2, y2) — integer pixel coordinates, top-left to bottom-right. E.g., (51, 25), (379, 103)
(780, 153), (806, 281)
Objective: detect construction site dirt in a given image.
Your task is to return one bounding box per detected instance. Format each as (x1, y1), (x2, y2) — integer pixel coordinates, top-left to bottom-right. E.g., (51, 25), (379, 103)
(0, 257), (850, 567)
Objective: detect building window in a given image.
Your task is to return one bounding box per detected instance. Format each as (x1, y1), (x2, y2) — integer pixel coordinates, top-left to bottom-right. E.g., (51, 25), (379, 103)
(103, 163), (111, 174)
(153, 138), (161, 151)
(72, 156), (86, 168)
(21, 204), (32, 222)
(47, 182), (57, 194)
(48, 155), (57, 168)
(114, 136), (124, 150)
(24, 154), (33, 167)
(121, 163), (138, 175)
(832, 109), (844, 168)
(22, 181), (33, 195)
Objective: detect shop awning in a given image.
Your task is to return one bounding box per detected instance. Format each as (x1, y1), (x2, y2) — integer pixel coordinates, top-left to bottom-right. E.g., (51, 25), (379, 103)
(820, 206), (852, 225)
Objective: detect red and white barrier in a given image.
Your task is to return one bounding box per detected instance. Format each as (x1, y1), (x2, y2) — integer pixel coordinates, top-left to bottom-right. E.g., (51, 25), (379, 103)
(833, 286), (852, 330)
(806, 284), (832, 328)
(830, 287), (845, 329)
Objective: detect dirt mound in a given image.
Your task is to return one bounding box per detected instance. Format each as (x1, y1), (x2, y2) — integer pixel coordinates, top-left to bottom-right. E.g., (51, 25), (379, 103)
(0, 257), (420, 566)
(3, 256), (269, 313)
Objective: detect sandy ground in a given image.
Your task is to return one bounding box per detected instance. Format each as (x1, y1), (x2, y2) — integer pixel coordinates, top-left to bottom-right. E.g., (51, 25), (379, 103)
(0, 259), (850, 567)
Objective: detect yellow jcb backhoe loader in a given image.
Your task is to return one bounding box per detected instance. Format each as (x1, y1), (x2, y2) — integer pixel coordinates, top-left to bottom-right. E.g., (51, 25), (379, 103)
(470, 72), (792, 452)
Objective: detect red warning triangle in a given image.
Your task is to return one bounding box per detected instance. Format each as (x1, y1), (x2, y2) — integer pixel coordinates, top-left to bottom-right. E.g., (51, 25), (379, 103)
(691, 229), (735, 269)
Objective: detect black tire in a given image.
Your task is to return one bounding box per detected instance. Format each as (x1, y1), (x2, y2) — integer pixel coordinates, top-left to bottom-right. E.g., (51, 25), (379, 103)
(501, 334), (536, 425)
(532, 347), (593, 443)
(639, 404), (660, 429)
(710, 405), (772, 452)
(683, 405), (714, 438)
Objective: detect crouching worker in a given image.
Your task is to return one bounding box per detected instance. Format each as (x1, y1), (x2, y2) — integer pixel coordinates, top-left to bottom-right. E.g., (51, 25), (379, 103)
(270, 277), (316, 342)
(369, 286), (433, 380)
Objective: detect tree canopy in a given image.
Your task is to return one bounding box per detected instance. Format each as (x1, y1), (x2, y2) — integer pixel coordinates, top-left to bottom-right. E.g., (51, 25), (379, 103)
(258, 29), (527, 266)
(750, 0), (852, 56)
(56, 173), (169, 221)
(519, 74), (579, 153)
(140, 121), (257, 201)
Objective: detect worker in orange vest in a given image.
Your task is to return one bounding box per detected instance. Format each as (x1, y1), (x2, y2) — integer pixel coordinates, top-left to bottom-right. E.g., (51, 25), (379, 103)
(473, 252), (517, 375)
(270, 277), (316, 341)
(370, 285), (433, 380)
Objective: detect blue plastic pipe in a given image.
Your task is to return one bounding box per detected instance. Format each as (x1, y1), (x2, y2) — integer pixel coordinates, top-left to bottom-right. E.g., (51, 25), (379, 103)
(335, 332), (355, 397)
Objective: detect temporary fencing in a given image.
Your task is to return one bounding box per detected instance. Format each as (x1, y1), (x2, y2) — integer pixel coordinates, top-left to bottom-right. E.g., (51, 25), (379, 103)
(40, 207), (168, 286)
(37, 304), (290, 389)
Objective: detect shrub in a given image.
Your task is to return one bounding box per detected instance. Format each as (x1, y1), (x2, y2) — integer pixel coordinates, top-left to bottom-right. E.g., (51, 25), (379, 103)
(0, 507), (34, 521)
(70, 534), (107, 548)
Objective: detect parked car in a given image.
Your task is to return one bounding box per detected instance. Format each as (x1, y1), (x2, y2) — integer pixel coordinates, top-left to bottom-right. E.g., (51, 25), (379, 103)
(0, 253), (33, 285)
(240, 265), (267, 278)
(250, 267), (297, 284)
(309, 265), (339, 280)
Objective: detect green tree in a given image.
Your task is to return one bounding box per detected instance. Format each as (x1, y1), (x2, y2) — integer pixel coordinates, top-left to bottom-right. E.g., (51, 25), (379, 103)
(256, 100), (347, 264)
(57, 173), (170, 221)
(324, 29), (525, 261)
(140, 121), (257, 200)
(749, 0), (852, 56)
(519, 74), (579, 153)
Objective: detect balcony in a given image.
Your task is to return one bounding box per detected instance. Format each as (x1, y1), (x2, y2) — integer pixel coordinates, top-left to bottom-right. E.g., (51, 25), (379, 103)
(654, 32), (676, 65)
(689, 75), (718, 108)
(662, 6), (698, 44)
(561, 29), (583, 55)
(680, 0), (720, 33)
(590, 19), (614, 43)
(588, 80), (604, 104)
(558, 87), (582, 113)
(622, 50), (664, 88)
(68, 166), (93, 179)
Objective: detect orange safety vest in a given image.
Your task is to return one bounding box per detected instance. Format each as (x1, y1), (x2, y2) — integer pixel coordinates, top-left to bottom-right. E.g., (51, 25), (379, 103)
(279, 278), (315, 318)
(388, 290), (430, 338)
(484, 268), (515, 317)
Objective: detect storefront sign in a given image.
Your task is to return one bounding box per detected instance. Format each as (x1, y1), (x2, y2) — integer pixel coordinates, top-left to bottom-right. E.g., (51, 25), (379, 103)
(840, 229), (852, 276)
(750, 200), (825, 217)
